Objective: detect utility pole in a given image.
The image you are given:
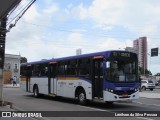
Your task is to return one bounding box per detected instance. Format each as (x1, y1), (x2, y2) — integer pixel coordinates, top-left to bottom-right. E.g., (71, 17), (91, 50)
(0, 1), (36, 105)
(0, 17), (7, 104)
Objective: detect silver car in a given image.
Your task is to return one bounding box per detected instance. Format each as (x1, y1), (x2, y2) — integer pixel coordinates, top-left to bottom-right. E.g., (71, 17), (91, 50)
(141, 80), (155, 91)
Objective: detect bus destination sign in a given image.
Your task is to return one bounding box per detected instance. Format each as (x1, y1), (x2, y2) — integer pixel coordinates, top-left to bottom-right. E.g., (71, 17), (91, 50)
(111, 52), (131, 57)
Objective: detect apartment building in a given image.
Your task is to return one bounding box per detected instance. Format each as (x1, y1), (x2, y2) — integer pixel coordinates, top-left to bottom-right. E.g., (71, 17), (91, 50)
(133, 37), (148, 69)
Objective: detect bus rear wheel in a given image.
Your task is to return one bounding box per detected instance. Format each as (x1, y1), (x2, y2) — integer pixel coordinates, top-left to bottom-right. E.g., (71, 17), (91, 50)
(78, 89), (87, 105)
(33, 86), (39, 98)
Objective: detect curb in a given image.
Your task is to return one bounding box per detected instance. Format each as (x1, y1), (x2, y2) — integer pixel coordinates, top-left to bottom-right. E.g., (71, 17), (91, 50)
(0, 100), (13, 108)
(3, 84), (20, 88)
(0, 104), (46, 120)
(3, 86), (20, 88)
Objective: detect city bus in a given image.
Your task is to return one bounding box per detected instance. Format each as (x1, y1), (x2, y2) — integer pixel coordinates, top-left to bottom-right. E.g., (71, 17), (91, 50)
(20, 50), (139, 105)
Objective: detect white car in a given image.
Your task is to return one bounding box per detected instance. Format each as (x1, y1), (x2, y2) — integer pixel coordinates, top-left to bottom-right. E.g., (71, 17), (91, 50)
(141, 80), (155, 91)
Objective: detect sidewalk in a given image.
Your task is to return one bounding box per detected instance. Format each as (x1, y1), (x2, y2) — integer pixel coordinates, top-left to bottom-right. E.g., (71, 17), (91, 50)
(139, 92), (160, 99)
(0, 106), (35, 120)
(0, 104), (14, 112)
(3, 84), (20, 88)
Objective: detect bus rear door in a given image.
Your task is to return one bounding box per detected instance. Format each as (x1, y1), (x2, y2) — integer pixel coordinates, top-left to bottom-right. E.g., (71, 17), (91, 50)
(48, 62), (57, 95)
(26, 65), (32, 92)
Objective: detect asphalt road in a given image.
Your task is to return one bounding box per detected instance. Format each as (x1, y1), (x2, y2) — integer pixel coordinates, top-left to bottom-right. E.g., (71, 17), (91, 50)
(2, 88), (160, 120)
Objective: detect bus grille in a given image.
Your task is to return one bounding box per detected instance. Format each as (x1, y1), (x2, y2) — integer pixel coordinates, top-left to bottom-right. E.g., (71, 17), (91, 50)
(113, 90), (135, 95)
(115, 83), (135, 87)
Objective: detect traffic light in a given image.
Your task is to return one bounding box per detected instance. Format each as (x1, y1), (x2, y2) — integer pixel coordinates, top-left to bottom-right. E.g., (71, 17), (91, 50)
(151, 48), (158, 57)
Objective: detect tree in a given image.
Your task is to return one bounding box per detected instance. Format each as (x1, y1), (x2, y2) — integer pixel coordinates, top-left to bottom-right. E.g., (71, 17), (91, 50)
(20, 57), (27, 63)
(139, 67), (152, 75)
(155, 73), (160, 76)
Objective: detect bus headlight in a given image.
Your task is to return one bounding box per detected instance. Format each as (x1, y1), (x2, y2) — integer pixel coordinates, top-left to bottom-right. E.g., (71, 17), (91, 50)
(134, 88), (138, 91)
(108, 89), (114, 93)
(110, 89), (114, 93)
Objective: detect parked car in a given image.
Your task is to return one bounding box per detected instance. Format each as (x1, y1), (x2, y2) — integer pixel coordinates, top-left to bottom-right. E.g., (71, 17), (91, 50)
(155, 80), (160, 86)
(141, 80), (155, 91)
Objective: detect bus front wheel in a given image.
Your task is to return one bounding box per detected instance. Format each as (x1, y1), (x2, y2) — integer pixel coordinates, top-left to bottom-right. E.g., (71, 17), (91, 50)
(78, 89), (87, 105)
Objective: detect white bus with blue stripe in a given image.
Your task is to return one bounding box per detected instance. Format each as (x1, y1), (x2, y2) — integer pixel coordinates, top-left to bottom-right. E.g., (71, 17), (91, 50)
(20, 50), (139, 105)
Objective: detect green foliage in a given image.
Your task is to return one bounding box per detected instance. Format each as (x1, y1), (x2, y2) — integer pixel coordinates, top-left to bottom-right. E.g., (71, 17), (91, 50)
(155, 73), (160, 76)
(139, 67), (152, 75)
(20, 57), (27, 63)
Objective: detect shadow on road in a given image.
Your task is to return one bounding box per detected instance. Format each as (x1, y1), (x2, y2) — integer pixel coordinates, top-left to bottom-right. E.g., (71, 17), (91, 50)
(24, 94), (135, 111)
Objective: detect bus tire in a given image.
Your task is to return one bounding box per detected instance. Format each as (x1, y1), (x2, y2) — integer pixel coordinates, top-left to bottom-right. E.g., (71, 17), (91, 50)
(78, 89), (87, 105)
(33, 86), (39, 98)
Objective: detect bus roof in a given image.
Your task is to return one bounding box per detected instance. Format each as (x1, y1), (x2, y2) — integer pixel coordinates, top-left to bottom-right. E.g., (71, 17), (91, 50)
(21, 50), (136, 66)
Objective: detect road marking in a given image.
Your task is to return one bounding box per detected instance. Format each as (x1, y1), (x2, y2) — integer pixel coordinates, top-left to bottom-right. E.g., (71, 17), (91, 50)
(133, 101), (160, 107)
(77, 105), (156, 120)
(77, 105), (108, 111)
(137, 117), (155, 120)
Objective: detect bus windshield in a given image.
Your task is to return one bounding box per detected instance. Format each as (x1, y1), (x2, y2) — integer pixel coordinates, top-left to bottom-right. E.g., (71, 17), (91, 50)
(105, 59), (138, 83)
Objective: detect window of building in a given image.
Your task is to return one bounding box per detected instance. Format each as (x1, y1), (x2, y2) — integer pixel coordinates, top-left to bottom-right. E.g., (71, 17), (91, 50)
(15, 64), (18, 70)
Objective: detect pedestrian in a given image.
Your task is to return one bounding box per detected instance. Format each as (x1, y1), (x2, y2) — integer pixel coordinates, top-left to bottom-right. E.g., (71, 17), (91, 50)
(13, 76), (17, 86)
(139, 76), (142, 92)
(9, 77), (13, 84)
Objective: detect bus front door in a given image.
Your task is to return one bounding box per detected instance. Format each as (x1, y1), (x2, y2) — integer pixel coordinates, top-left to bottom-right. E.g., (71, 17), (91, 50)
(92, 59), (103, 99)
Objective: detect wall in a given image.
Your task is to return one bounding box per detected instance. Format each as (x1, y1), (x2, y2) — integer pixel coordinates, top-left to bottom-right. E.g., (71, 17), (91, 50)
(3, 54), (21, 84)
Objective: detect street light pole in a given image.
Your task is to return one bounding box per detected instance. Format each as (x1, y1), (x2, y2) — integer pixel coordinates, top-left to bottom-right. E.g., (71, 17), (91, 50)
(147, 53), (151, 74)
(143, 53), (151, 78)
(144, 56), (145, 77)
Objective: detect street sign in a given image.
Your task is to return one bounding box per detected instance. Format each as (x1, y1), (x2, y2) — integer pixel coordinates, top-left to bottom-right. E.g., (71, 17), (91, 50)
(151, 48), (158, 57)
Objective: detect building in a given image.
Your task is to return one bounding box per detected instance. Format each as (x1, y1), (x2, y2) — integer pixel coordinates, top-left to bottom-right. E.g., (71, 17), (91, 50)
(125, 47), (138, 54)
(76, 49), (82, 55)
(3, 54), (21, 84)
(133, 37), (148, 69)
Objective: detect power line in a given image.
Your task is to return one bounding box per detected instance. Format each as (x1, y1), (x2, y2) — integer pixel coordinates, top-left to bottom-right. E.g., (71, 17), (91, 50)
(7, 0), (36, 32)
(17, 20), (160, 40)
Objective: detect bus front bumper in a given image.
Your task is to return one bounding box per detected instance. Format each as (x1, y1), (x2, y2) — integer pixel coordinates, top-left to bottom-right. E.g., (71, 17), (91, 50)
(103, 90), (139, 102)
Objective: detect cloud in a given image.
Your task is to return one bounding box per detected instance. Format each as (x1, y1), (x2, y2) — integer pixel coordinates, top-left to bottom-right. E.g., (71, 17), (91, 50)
(75, 0), (160, 38)
(22, 4), (40, 22)
(77, 0), (125, 24)
(43, 4), (59, 14)
(5, 0), (160, 74)
(6, 1), (60, 61)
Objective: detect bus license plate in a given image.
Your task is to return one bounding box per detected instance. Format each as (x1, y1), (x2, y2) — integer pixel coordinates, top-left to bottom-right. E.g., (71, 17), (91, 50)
(122, 94), (128, 97)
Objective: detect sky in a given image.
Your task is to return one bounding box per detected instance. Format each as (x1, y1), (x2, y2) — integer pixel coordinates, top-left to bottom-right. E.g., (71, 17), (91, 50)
(5, 0), (160, 75)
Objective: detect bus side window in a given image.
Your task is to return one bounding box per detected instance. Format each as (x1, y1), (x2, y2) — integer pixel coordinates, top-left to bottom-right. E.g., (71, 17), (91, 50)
(78, 58), (90, 77)
(106, 61), (110, 80)
(27, 66), (32, 77)
(58, 61), (65, 75)
(67, 60), (77, 76)
(20, 66), (26, 76)
(40, 64), (48, 76)
(32, 65), (42, 77)
(48, 64), (57, 77)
